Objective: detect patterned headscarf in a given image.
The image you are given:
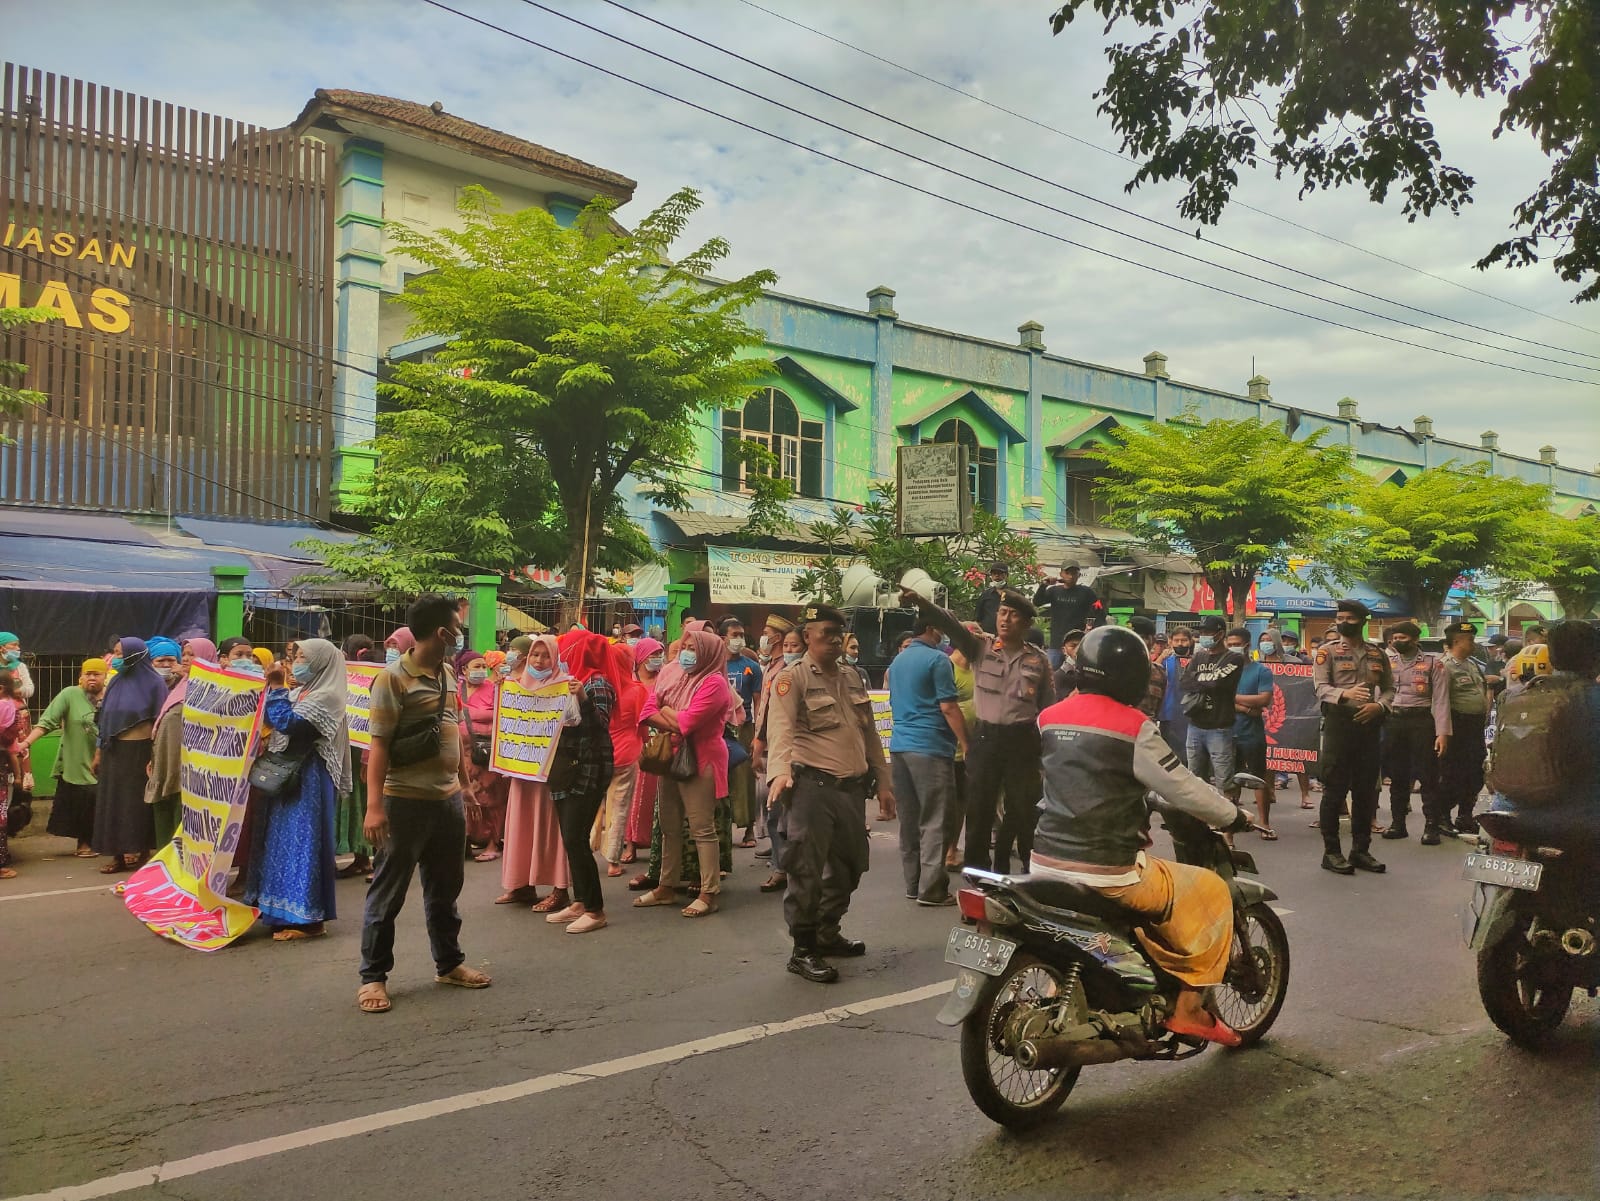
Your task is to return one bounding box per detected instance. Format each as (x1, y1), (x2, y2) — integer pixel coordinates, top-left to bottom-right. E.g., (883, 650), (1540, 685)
(266, 638), (352, 796)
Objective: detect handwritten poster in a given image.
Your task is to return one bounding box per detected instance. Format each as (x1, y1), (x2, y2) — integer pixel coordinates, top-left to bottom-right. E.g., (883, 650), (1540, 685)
(868, 689), (893, 761)
(122, 663), (263, 951)
(345, 662), (385, 749)
(490, 678), (572, 782)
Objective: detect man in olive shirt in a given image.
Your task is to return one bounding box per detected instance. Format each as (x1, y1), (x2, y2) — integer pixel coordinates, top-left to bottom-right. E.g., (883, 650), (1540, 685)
(358, 594), (490, 1013)
(1438, 621), (1491, 837)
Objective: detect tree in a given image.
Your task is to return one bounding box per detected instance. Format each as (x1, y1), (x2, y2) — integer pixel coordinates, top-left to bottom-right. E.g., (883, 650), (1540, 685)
(1350, 463), (1551, 626)
(1092, 414), (1356, 618)
(0, 307), (60, 441)
(1048, 1), (1600, 300)
(1530, 510), (1600, 618)
(316, 187), (776, 613)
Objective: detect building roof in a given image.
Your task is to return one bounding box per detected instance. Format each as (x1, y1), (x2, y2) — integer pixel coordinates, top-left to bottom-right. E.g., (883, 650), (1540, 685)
(293, 89), (636, 197)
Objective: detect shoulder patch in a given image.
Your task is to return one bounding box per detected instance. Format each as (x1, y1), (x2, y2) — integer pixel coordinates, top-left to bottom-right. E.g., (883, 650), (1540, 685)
(775, 674), (792, 697)
(1315, 649), (1329, 665)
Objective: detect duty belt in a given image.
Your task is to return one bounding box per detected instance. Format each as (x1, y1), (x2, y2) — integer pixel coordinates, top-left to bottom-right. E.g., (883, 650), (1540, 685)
(1390, 706), (1434, 720)
(795, 764), (872, 790)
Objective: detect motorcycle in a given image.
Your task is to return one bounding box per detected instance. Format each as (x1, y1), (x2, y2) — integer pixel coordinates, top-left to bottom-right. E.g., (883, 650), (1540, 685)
(1464, 800), (1600, 1049)
(937, 774), (1290, 1130)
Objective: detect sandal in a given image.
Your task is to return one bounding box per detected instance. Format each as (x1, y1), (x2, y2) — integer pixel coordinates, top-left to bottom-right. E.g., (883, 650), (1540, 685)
(681, 896), (719, 918)
(474, 849), (501, 863)
(632, 888), (678, 908)
(1258, 828), (1279, 841)
(495, 886), (539, 906)
(336, 861), (369, 879)
(737, 837), (758, 849)
(100, 858), (131, 874)
(606, 863), (624, 877)
(530, 890), (569, 913)
(73, 847), (98, 858)
(620, 849), (637, 864)
(272, 924), (327, 941)
(759, 873), (787, 893)
(435, 965), (492, 989)
(1299, 799), (1314, 810)
(357, 982), (391, 1014)
(626, 873), (656, 891)
(0, 867), (16, 880)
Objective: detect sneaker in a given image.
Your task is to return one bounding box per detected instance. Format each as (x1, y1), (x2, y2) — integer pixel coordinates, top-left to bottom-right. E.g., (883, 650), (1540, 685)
(545, 903), (585, 925)
(565, 911), (608, 934)
(917, 895), (958, 907)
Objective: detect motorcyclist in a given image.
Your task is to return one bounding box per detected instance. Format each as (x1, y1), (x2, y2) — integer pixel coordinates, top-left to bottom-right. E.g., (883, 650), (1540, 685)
(1032, 626), (1257, 1046)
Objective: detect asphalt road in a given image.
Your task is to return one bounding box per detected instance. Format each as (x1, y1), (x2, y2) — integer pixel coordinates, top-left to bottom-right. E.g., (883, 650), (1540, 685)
(3, 806), (1596, 1201)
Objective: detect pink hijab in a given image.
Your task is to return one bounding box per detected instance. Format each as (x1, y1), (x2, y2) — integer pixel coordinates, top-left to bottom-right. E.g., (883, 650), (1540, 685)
(159, 637), (218, 721)
(519, 633), (572, 690)
(654, 627), (728, 710)
(385, 627), (416, 654)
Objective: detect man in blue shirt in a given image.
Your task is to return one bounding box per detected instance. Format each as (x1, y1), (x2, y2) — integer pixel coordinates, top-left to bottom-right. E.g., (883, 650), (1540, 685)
(1226, 626), (1277, 838)
(886, 614), (969, 905)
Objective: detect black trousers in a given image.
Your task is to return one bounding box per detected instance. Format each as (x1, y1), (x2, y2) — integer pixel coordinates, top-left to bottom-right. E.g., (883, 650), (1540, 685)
(965, 721), (1043, 875)
(781, 769), (871, 945)
(360, 793), (467, 984)
(1319, 708), (1383, 855)
(1386, 711), (1441, 825)
(1439, 710), (1487, 825)
(555, 779), (610, 913)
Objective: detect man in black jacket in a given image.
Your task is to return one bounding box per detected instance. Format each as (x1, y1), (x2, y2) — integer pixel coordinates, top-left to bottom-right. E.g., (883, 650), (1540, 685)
(974, 562), (1010, 634)
(1179, 614), (1246, 794)
(1034, 562), (1104, 667)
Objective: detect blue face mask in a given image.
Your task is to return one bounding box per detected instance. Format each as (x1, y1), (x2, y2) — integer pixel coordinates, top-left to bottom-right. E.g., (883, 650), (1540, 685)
(1196, 636), (1216, 651)
(110, 656), (126, 673)
(235, 658), (264, 677)
(385, 648), (402, 665)
(2, 649), (18, 665)
(783, 651), (803, 666)
(527, 665), (553, 682)
(1260, 640), (1278, 657)
(679, 650), (699, 670)
(291, 662), (312, 684)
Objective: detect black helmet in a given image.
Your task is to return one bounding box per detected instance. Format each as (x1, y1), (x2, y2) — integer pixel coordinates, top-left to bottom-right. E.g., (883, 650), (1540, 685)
(1076, 626), (1150, 706)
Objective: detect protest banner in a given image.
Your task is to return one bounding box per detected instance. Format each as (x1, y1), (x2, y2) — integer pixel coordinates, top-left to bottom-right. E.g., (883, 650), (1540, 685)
(345, 661), (384, 749)
(122, 663), (263, 951)
(1262, 661), (1321, 776)
(490, 678), (572, 782)
(868, 690), (893, 760)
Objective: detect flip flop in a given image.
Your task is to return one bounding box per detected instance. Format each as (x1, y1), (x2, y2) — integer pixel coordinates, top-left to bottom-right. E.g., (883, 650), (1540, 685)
(100, 860), (130, 874)
(73, 848), (98, 858)
(619, 850), (637, 864)
(272, 926), (327, 941)
(0, 867), (16, 880)
(357, 983), (391, 1014)
(737, 837), (758, 849)
(759, 873), (787, 893)
(474, 850), (501, 863)
(1258, 828), (1279, 841)
(435, 967), (492, 989)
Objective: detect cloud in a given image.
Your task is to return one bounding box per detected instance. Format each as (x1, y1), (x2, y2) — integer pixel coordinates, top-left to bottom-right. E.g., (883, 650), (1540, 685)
(9, 0), (1596, 473)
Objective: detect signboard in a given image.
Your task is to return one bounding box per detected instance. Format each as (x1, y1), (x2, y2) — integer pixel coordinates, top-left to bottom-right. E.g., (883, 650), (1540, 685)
(1144, 571), (1201, 614)
(897, 442), (972, 536)
(706, 545), (861, 606)
(345, 662), (385, 749)
(121, 664), (263, 951)
(868, 689), (893, 761)
(490, 678), (573, 782)
(1262, 661), (1320, 776)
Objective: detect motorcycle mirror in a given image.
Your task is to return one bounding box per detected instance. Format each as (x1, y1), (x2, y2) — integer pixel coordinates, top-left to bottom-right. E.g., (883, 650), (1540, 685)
(1231, 772), (1266, 791)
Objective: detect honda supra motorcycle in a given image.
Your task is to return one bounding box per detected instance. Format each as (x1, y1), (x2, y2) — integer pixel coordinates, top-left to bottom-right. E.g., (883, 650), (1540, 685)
(938, 775), (1290, 1130)
(1464, 801), (1600, 1049)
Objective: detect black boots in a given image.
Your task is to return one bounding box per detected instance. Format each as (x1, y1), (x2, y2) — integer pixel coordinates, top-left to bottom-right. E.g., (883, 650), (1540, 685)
(1381, 822), (1409, 840)
(787, 948), (838, 983)
(1321, 851), (1355, 875)
(816, 935), (866, 958)
(1349, 849), (1387, 873)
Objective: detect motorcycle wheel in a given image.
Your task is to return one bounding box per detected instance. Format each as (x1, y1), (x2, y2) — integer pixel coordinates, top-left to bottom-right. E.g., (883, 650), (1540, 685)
(1477, 919), (1572, 1050)
(1212, 902), (1290, 1046)
(959, 953), (1081, 1131)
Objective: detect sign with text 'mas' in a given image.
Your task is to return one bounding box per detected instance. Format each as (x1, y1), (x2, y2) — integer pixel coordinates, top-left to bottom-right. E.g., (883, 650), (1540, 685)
(897, 442), (972, 536)
(122, 664), (263, 951)
(490, 678), (572, 782)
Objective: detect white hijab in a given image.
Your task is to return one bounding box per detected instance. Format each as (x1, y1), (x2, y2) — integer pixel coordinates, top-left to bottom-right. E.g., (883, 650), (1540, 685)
(268, 637), (353, 795)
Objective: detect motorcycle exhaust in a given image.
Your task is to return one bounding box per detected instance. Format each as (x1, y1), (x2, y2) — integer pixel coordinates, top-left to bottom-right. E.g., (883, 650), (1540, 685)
(1014, 1036), (1136, 1071)
(1560, 928), (1596, 957)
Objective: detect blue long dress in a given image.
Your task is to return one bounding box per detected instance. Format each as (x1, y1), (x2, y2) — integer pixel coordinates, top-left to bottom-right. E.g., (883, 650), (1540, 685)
(245, 691), (338, 927)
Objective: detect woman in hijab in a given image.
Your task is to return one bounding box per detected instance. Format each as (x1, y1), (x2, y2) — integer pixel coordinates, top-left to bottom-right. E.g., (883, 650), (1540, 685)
(624, 637), (665, 885)
(458, 648), (508, 862)
(92, 636), (166, 872)
(635, 626), (731, 917)
(600, 640), (646, 877)
(336, 635), (376, 880)
(0, 668), (28, 877)
(24, 658), (106, 857)
(145, 637), (217, 848)
(497, 634), (572, 914)
(383, 626), (416, 667)
(244, 639), (351, 940)
(546, 629), (618, 933)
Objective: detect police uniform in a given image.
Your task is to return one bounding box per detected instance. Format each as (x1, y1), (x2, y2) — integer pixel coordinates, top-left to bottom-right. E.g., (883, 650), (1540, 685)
(1313, 625), (1396, 860)
(1438, 626), (1490, 832)
(1383, 639), (1452, 835)
(917, 593), (1054, 874)
(766, 605), (890, 974)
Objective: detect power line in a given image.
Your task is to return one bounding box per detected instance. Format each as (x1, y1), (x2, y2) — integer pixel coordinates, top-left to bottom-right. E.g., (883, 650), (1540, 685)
(590, 0), (1597, 367)
(733, 0), (1600, 340)
(415, 0), (1597, 387)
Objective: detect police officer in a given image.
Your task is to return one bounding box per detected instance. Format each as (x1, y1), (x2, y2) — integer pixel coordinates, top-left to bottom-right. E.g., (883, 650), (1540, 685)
(1313, 599), (1396, 876)
(900, 587), (1053, 874)
(765, 604), (894, 984)
(1438, 621), (1490, 837)
(1381, 620), (1452, 843)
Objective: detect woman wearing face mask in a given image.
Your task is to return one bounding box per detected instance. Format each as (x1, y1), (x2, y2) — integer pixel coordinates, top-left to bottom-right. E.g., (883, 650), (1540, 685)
(0, 633), (34, 700)
(336, 635), (377, 879)
(543, 630), (619, 933)
(145, 637), (217, 848)
(458, 650), (508, 863)
(624, 637), (665, 882)
(0, 669), (30, 877)
(600, 641), (646, 878)
(636, 626), (731, 917)
(497, 635), (573, 914)
(383, 626), (416, 668)
(841, 633), (871, 690)
(243, 639), (351, 940)
(91, 637), (166, 873)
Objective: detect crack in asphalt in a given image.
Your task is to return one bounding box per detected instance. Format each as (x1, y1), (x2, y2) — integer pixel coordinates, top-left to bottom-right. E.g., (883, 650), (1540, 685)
(1331, 1010), (1446, 1037)
(647, 1065), (780, 1201)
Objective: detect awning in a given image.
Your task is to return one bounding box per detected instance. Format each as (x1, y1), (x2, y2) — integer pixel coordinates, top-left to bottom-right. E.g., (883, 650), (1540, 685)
(174, 516), (357, 559)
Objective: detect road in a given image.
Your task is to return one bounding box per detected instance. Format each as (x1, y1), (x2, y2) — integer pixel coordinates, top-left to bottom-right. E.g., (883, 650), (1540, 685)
(3, 809), (1596, 1201)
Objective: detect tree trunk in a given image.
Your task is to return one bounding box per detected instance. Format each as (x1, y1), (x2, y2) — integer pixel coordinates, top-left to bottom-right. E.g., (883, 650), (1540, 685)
(1554, 587), (1598, 620)
(1410, 589), (1446, 630)
(560, 474), (604, 630)
(1204, 570), (1256, 623)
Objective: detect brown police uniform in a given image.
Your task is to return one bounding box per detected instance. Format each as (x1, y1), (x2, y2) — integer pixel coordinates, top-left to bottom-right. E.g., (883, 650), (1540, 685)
(1312, 636), (1396, 856)
(1384, 647), (1453, 833)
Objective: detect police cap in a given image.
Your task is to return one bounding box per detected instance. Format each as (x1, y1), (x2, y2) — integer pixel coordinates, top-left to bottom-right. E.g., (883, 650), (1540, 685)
(997, 590), (1037, 621)
(1442, 621), (1476, 642)
(988, 561), (1009, 576)
(1486, 633), (1508, 647)
(801, 604), (847, 629)
(1389, 621), (1421, 638)
(1335, 598), (1372, 621)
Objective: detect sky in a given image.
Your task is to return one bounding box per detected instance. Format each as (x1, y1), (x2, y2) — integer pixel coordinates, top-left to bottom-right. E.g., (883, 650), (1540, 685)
(10, 0), (1598, 469)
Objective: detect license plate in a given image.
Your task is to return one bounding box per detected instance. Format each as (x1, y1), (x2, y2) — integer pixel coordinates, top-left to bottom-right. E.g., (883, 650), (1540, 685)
(944, 926), (1017, 976)
(1462, 853), (1543, 892)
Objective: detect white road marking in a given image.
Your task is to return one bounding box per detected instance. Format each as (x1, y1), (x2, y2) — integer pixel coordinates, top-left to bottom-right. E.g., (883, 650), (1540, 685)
(0, 884), (115, 904)
(1270, 907), (1294, 916)
(6, 980), (951, 1201)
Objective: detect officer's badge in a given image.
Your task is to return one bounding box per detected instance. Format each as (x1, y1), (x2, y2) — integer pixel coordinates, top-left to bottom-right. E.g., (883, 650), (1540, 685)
(1315, 649), (1329, 665)
(775, 675), (792, 697)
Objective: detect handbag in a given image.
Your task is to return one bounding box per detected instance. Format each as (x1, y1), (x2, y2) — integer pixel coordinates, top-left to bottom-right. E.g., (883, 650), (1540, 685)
(470, 731), (493, 768)
(668, 733), (699, 782)
(249, 745), (311, 797)
(6, 793), (33, 837)
(639, 729), (675, 775)
(389, 672), (447, 768)
(724, 726), (750, 770)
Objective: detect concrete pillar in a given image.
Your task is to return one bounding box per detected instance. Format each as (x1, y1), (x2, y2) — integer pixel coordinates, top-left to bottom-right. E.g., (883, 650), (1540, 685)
(466, 574), (499, 653)
(1416, 415), (1434, 468)
(333, 139), (386, 511)
(1143, 351), (1169, 379)
(211, 565), (249, 642)
(1020, 321), (1045, 520)
(665, 582), (695, 644)
(867, 287), (897, 481)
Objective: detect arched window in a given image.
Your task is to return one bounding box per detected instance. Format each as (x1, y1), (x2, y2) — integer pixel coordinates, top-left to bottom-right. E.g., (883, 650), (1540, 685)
(721, 387), (823, 498)
(931, 418), (998, 515)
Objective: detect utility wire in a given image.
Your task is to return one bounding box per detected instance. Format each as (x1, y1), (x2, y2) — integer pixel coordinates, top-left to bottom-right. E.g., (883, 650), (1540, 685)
(733, 0), (1600, 340)
(415, 0), (1596, 386)
(592, 0), (1597, 366)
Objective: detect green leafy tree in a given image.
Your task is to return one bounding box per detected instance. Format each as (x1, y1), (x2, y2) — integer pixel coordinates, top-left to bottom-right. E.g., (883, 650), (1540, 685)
(314, 187), (776, 613)
(0, 307), (60, 441)
(1093, 415), (1356, 618)
(1530, 509), (1600, 618)
(1350, 463), (1552, 626)
(1049, 0), (1600, 300)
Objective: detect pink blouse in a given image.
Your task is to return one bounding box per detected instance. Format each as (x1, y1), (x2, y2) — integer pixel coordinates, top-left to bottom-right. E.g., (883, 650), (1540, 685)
(641, 674), (731, 796)
(610, 678), (645, 768)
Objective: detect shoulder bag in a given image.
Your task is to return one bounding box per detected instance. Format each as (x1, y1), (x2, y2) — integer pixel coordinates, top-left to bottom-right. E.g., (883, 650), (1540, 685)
(389, 671), (447, 768)
(249, 742), (312, 797)
(639, 729), (675, 775)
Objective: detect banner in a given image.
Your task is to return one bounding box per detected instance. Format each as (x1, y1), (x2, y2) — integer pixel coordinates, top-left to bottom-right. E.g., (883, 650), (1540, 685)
(868, 689), (893, 761)
(897, 442), (971, 536)
(345, 662), (385, 749)
(706, 545), (861, 606)
(1262, 661), (1320, 775)
(122, 664), (263, 951)
(490, 678), (572, 782)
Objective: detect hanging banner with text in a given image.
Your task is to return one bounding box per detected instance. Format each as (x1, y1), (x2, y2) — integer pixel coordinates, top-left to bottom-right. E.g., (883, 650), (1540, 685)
(1262, 661), (1320, 776)
(345, 662), (385, 750)
(122, 664), (264, 951)
(868, 689), (893, 761)
(490, 679), (572, 782)
(897, 442), (972, 536)
(706, 545), (862, 606)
